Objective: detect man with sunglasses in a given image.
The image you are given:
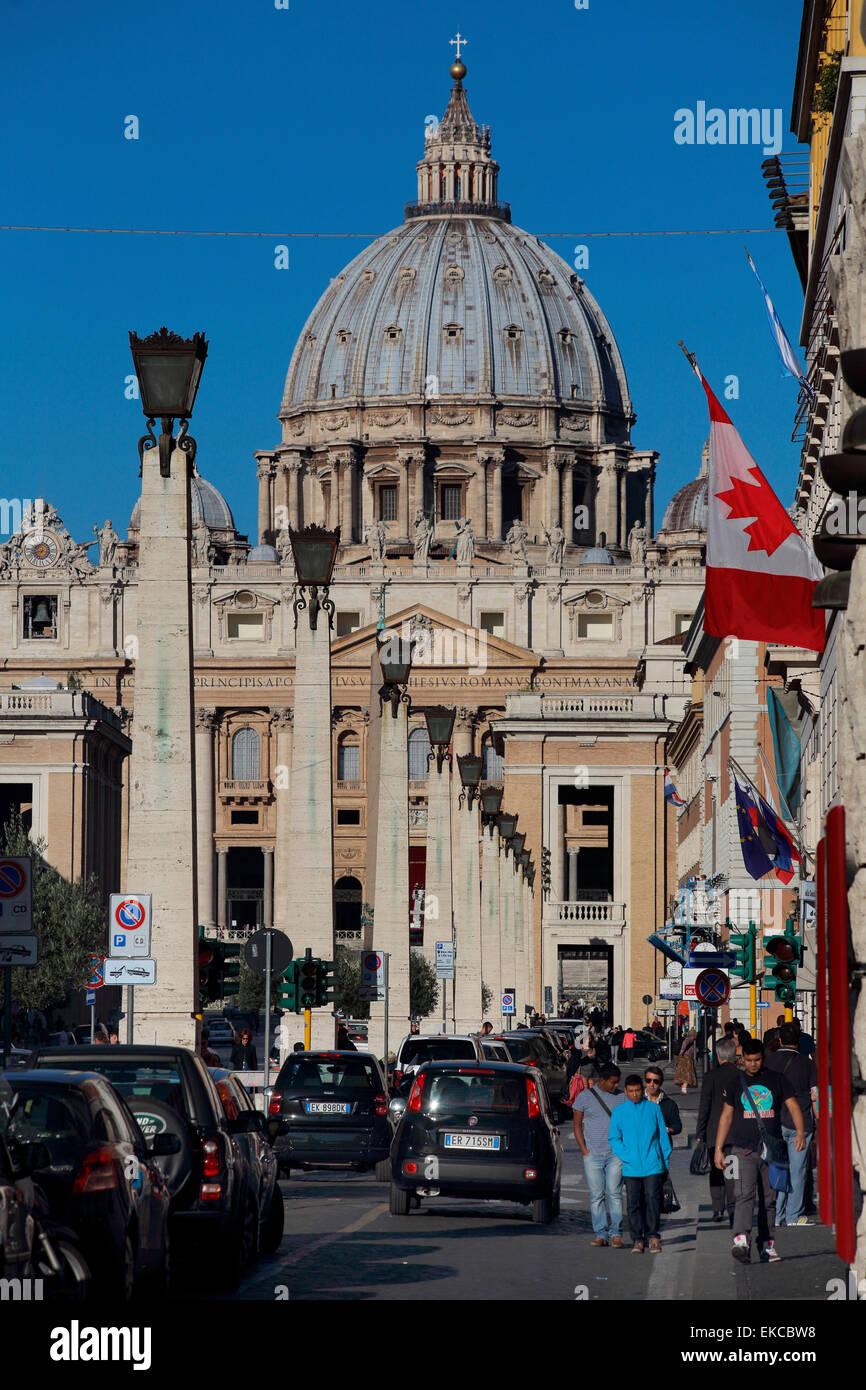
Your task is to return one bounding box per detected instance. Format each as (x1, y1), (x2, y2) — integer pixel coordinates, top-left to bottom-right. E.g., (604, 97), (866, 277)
(643, 1068), (682, 1142)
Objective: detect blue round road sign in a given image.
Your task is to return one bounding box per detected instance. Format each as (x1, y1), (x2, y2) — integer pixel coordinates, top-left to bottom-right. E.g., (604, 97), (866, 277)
(0, 860), (26, 897)
(694, 968), (730, 1008)
(115, 898), (145, 929)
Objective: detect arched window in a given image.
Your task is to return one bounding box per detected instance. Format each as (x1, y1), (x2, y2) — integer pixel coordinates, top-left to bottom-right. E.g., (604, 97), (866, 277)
(408, 726), (431, 781)
(232, 727), (260, 780)
(338, 734), (360, 781)
(482, 739), (504, 781)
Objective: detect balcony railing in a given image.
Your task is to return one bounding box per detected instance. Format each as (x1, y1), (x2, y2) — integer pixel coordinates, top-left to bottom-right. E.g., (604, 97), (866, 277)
(404, 199), (511, 222)
(549, 900), (626, 925)
(219, 779), (270, 800)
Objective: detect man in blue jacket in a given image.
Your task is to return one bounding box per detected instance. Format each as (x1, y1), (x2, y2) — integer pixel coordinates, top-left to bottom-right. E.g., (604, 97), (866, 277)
(608, 1073), (673, 1253)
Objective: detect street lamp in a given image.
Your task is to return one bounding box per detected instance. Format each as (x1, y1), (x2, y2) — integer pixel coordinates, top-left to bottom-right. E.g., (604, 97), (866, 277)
(378, 629), (414, 718)
(289, 524), (341, 631)
(457, 753), (482, 807)
(480, 784), (503, 827)
(497, 811), (517, 844)
(129, 327), (208, 476)
(424, 706), (456, 773)
(511, 831), (526, 857)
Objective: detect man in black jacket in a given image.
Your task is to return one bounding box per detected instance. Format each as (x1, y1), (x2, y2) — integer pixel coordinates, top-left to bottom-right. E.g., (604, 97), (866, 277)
(696, 1036), (739, 1222)
(644, 1067), (682, 1140)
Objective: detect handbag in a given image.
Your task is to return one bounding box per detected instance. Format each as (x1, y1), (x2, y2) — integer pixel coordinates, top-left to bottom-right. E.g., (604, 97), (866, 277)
(740, 1077), (791, 1193)
(690, 1140), (711, 1176)
(660, 1170), (680, 1213)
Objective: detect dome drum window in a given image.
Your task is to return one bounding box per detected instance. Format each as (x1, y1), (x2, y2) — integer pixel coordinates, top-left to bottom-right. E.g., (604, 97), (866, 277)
(504, 325), (522, 342)
(445, 266), (465, 283)
(493, 265), (512, 284)
(443, 323), (463, 341)
(336, 329), (351, 346)
(385, 325), (402, 342)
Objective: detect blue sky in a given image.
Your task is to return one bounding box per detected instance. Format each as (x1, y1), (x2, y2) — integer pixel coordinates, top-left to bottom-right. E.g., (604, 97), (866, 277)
(0, 0), (805, 547)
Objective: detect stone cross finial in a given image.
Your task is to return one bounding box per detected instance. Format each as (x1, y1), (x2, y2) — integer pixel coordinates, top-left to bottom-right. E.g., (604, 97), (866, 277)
(450, 31), (467, 59)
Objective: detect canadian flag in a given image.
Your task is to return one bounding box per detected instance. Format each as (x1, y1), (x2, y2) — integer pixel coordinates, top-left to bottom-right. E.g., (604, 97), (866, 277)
(701, 376), (825, 652)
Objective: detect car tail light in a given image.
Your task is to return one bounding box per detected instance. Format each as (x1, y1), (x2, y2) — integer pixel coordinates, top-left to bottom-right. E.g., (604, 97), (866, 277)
(394, 1070), (403, 1089)
(526, 1077), (541, 1119)
(374, 1093), (388, 1117)
(202, 1137), (223, 1178)
(458, 1068), (495, 1075)
(200, 1183), (222, 1200)
(524, 1168), (537, 1180)
(73, 1147), (120, 1194)
(407, 1074), (426, 1112)
(404, 1161), (418, 1174)
(268, 1090), (283, 1116)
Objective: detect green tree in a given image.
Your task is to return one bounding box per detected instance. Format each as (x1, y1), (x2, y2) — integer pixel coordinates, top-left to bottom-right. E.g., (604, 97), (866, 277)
(335, 945), (368, 1019)
(481, 981), (493, 1017)
(236, 959), (281, 1013)
(410, 949), (439, 1018)
(1, 813), (105, 1012)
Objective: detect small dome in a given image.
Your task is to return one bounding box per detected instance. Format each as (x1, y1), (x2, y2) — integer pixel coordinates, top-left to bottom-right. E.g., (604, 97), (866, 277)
(247, 544), (280, 564)
(580, 545), (615, 565)
(129, 473), (236, 533)
(660, 477), (708, 533)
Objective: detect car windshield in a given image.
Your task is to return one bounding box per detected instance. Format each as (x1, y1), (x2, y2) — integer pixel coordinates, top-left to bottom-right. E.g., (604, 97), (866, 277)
(400, 1040), (475, 1066)
(498, 1035), (532, 1061)
(46, 1061), (190, 1120)
(279, 1057), (381, 1094)
(423, 1072), (523, 1115)
(2, 1083), (91, 1160)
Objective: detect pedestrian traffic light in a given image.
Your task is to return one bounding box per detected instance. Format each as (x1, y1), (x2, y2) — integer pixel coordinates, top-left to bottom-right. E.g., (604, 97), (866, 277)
(216, 941), (241, 999)
(316, 959), (338, 1008)
(763, 921), (803, 1002)
(728, 921), (757, 985)
(278, 961), (300, 1012)
(298, 953), (319, 1009)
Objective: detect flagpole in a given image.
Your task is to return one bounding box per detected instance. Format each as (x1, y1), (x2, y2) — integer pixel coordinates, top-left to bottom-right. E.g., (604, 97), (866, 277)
(677, 340), (701, 377)
(733, 750), (808, 859)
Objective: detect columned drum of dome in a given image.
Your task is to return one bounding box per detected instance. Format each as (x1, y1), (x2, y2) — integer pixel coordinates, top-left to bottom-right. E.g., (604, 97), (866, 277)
(260, 59), (656, 563)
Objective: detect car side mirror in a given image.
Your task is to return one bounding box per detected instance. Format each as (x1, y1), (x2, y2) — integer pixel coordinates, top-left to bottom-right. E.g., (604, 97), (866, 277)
(149, 1133), (182, 1156)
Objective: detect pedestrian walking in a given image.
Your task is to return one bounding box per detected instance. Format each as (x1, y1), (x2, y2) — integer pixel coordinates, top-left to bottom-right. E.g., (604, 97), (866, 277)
(714, 1036), (806, 1264)
(608, 1074), (672, 1253)
(675, 1029), (698, 1093)
(643, 1067), (682, 1141)
(620, 1027), (636, 1063)
(695, 1036), (739, 1223)
(572, 1063), (627, 1247)
(764, 1021), (818, 1227)
(230, 1028), (258, 1071)
(200, 1029), (221, 1068)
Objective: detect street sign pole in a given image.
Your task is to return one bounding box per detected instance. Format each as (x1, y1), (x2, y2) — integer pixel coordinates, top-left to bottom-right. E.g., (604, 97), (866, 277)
(383, 953), (389, 1071)
(127, 984), (134, 1045)
(2, 966), (10, 1068)
(263, 928), (272, 1103)
(304, 1006), (311, 1051)
(90, 999), (95, 1046)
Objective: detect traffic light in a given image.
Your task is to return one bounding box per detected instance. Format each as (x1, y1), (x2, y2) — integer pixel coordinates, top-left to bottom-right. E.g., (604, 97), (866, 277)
(764, 920), (803, 1003)
(728, 921), (757, 985)
(278, 961), (300, 1012)
(197, 926), (215, 1009)
(298, 953), (319, 1009)
(813, 347), (866, 611)
(216, 941), (241, 999)
(316, 959), (338, 1008)
(197, 929), (241, 1005)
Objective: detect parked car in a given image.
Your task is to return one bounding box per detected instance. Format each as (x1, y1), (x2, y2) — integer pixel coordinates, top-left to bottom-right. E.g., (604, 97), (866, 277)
(489, 1031), (568, 1114)
(1, 1068), (171, 1299)
(204, 1019), (236, 1050)
(208, 1069), (283, 1254)
(267, 1050), (394, 1179)
(389, 1061), (562, 1223)
(392, 1034), (485, 1092)
(0, 1110), (92, 1299)
(481, 1040), (513, 1063)
(73, 1026), (94, 1047)
(627, 1029), (668, 1063)
(543, 1021), (578, 1049)
(27, 1044), (258, 1290)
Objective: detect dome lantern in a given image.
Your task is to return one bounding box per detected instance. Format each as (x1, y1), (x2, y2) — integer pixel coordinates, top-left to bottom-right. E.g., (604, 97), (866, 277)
(409, 49), (508, 222)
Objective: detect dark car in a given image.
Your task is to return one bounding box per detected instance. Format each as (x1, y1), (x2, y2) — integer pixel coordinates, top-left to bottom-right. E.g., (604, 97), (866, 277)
(389, 1061), (562, 1223)
(268, 1051), (393, 1178)
(628, 1030), (668, 1063)
(0, 1124), (35, 1284)
(1, 1069), (171, 1299)
(490, 1031), (568, 1113)
(209, 1069), (283, 1254)
(27, 1044), (258, 1289)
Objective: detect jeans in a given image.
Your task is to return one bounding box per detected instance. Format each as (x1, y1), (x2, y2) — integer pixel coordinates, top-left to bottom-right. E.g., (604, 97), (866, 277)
(775, 1127), (813, 1224)
(729, 1146), (776, 1241)
(624, 1172), (664, 1241)
(583, 1152), (623, 1238)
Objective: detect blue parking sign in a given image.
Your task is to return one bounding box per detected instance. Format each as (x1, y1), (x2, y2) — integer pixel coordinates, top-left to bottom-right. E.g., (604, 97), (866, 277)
(113, 933), (127, 949)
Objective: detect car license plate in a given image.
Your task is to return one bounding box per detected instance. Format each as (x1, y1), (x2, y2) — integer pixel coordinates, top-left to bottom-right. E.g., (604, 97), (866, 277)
(305, 1102), (351, 1114)
(443, 1133), (501, 1150)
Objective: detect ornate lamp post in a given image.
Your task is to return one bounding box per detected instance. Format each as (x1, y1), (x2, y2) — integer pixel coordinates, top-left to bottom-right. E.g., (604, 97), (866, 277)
(288, 524), (340, 630)
(479, 783), (505, 1018)
(456, 753), (482, 808)
(424, 706), (456, 771)
(129, 328), (208, 476)
(422, 705), (456, 975)
(497, 811), (518, 844)
(378, 630), (414, 717)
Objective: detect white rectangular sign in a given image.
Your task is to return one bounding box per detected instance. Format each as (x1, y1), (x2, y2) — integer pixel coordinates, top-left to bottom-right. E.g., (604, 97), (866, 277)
(683, 966), (729, 1000)
(109, 894), (152, 957)
(0, 856), (32, 934)
(435, 941), (455, 979)
(0, 933), (38, 966)
(360, 950), (386, 1002)
(658, 977), (682, 1000)
(104, 957), (157, 986)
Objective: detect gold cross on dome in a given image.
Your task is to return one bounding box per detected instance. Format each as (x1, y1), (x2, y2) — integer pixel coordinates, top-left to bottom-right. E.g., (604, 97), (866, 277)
(450, 32), (467, 59)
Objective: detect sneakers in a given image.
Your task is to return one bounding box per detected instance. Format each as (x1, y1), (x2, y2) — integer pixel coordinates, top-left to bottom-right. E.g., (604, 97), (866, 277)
(731, 1234), (750, 1264)
(610, 1236), (625, 1248)
(589, 1237), (608, 1247)
(631, 1240), (645, 1254)
(789, 1217), (816, 1227)
(648, 1237), (662, 1253)
(759, 1241), (781, 1263)
(711, 1212), (724, 1223)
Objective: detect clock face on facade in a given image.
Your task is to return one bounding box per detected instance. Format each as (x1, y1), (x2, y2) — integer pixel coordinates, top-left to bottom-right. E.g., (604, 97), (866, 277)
(23, 532), (59, 568)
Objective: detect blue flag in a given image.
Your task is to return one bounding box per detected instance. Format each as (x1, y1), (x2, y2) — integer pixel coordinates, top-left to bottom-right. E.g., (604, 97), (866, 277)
(767, 687), (802, 816)
(746, 249), (815, 401)
(734, 777), (775, 880)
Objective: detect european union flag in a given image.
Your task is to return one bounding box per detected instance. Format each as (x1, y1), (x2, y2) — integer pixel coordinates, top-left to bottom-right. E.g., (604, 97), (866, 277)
(734, 777), (775, 880)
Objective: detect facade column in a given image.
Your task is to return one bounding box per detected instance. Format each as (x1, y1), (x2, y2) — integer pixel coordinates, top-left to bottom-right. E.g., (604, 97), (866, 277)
(515, 864), (529, 1015)
(263, 846), (274, 929)
(499, 846), (516, 1022)
(397, 450), (412, 541)
(561, 462), (575, 544)
(217, 849), (228, 931)
(271, 708), (294, 939)
(256, 456), (275, 544)
(480, 823), (502, 1018)
(453, 793), (483, 1034)
(194, 708), (217, 929)
(568, 849), (578, 901)
(361, 469), (374, 542)
(341, 454), (357, 543)
(488, 454), (504, 542)
(616, 461), (627, 549)
(545, 456), (562, 530)
(290, 459), (303, 529)
(328, 455), (342, 533)
(423, 754), (453, 978)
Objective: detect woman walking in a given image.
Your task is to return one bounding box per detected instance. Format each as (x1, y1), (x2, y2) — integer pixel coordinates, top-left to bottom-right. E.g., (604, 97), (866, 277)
(675, 1029), (698, 1094)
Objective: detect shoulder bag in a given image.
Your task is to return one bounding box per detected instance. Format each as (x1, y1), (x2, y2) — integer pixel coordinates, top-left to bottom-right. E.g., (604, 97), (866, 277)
(690, 1140), (711, 1175)
(740, 1077), (791, 1192)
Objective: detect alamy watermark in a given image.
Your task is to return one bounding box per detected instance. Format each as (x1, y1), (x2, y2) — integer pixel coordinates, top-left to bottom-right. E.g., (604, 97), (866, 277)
(674, 104), (783, 156)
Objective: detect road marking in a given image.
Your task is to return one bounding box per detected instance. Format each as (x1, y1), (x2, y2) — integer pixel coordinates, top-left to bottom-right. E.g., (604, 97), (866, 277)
(280, 1202), (388, 1266)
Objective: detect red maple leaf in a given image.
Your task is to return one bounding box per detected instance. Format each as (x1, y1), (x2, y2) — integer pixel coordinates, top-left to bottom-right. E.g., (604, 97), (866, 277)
(714, 467), (797, 556)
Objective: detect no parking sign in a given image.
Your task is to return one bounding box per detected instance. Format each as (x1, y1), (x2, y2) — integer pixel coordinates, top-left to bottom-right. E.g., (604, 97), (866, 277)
(109, 894), (152, 958)
(501, 992), (515, 1015)
(0, 856), (32, 934)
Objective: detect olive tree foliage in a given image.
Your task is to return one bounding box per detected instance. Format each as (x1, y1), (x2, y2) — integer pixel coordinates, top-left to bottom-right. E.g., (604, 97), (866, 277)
(410, 949), (439, 1018)
(1, 813), (105, 1011)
